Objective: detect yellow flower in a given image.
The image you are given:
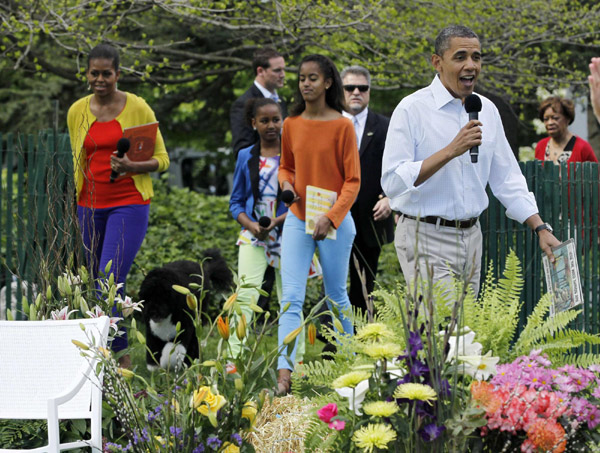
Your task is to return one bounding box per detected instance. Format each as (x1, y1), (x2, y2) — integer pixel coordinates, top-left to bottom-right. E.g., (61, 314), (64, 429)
(221, 442), (240, 453)
(196, 386), (227, 416)
(241, 401), (258, 425)
(224, 292), (237, 311)
(283, 326), (303, 345)
(363, 343), (403, 360)
(190, 387), (209, 409)
(355, 323), (394, 341)
(236, 314), (247, 340)
(117, 368), (135, 380)
(332, 371), (371, 389)
(186, 293), (197, 310)
(352, 423), (397, 452)
(363, 401), (399, 417)
(393, 383), (437, 405)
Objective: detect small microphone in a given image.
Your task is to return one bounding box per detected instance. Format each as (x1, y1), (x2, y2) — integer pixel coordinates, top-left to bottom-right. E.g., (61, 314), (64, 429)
(110, 138), (130, 183)
(281, 190), (295, 204)
(258, 216), (271, 228)
(464, 94), (482, 163)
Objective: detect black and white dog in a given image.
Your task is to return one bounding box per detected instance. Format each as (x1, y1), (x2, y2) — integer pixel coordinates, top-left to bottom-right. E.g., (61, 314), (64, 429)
(139, 249), (232, 371)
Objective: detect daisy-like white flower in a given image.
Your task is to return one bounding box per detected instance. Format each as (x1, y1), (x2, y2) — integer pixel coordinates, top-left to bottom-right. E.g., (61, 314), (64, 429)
(363, 343), (403, 360)
(352, 423), (397, 452)
(50, 306), (77, 320)
(458, 351), (500, 380)
(355, 323), (394, 342)
(393, 383), (437, 405)
(332, 371), (371, 389)
(363, 401), (399, 417)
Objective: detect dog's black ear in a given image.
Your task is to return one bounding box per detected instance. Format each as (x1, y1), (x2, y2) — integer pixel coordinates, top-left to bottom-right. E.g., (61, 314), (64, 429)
(202, 249), (233, 291)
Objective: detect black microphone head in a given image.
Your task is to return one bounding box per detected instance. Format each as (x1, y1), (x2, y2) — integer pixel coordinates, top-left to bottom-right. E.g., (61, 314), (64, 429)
(258, 216), (271, 228)
(281, 190), (295, 204)
(117, 138), (131, 154)
(464, 94), (482, 113)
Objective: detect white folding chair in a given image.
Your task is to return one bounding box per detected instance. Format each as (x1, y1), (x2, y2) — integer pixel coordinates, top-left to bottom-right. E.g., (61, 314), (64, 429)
(0, 316), (110, 452)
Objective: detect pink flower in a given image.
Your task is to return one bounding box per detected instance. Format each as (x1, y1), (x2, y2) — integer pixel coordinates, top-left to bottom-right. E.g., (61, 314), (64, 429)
(317, 403), (338, 424)
(586, 405), (600, 429)
(317, 403), (345, 430)
(329, 419), (346, 430)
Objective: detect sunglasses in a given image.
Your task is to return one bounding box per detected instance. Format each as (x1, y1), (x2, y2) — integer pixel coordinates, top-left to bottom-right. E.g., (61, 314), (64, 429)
(343, 84), (369, 93)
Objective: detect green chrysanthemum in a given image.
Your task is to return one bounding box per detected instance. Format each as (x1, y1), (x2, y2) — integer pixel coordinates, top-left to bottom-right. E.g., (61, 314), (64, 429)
(355, 323), (394, 341)
(393, 383), (437, 405)
(352, 423), (397, 452)
(331, 370), (371, 389)
(363, 343), (403, 360)
(363, 401), (399, 417)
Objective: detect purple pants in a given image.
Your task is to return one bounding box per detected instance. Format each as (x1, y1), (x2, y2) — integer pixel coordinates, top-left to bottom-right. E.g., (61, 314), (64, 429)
(77, 204), (150, 351)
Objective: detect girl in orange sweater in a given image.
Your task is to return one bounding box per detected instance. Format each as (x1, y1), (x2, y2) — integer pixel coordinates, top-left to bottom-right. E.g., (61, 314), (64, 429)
(276, 54), (360, 393)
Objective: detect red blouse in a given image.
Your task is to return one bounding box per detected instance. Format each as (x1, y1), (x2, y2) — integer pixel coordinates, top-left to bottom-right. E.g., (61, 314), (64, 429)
(78, 119), (149, 208)
(534, 136), (597, 163)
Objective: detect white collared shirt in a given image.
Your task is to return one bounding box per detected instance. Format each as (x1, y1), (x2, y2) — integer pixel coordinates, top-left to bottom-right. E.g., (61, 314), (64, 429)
(343, 107), (369, 149)
(254, 80), (278, 100)
(381, 75), (538, 223)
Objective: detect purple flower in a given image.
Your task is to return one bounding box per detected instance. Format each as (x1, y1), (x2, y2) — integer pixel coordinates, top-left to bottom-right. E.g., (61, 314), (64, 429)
(407, 331), (423, 353)
(192, 445), (205, 453)
(169, 426), (183, 439)
(419, 423), (445, 442)
(231, 433), (243, 446)
(206, 437), (221, 451)
(409, 359), (429, 378)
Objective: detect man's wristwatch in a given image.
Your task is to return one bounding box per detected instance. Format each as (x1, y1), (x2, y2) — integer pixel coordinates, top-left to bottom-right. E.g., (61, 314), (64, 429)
(534, 223), (553, 235)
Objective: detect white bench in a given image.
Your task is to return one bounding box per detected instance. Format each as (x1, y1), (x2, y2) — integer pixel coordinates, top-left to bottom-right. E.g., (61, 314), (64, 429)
(0, 317), (110, 452)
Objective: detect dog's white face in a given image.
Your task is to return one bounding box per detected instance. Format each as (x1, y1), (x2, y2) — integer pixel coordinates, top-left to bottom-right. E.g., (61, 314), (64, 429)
(149, 314), (177, 342)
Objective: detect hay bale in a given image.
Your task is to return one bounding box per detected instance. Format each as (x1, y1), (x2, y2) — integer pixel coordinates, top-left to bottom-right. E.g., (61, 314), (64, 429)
(248, 394), (323, 452)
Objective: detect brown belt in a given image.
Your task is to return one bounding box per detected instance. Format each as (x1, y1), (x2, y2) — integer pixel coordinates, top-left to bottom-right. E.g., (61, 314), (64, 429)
(401, 213), (478, 229)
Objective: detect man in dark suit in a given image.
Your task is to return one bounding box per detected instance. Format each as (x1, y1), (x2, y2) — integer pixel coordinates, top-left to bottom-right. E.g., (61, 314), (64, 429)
(230, 47), (288, 155)
(342, 65), (395, 315)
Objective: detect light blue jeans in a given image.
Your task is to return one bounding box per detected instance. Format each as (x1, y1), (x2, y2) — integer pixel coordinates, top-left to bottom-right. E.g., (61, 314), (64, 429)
(278, 210), (356, 370)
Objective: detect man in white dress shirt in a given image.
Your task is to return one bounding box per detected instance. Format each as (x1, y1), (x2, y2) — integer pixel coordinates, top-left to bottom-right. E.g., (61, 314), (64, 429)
(381, 25), (559, 296)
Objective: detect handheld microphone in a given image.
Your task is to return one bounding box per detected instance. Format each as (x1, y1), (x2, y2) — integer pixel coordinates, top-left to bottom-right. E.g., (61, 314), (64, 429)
(110, 138), (131, 183)
(281, 190), (295, 204)
(464, 94), (482, 163)
(258, 216), (271, 228)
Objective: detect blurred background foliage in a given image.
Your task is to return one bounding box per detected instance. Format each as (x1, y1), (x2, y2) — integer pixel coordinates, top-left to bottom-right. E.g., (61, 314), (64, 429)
(2, 0), (600, 155)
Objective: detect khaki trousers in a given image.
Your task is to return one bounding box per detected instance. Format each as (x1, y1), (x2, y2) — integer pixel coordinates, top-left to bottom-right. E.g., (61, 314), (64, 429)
(394, 215), (483, 299)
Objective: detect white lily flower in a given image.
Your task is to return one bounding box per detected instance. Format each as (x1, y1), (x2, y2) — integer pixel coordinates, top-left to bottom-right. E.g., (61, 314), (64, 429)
(117, 295), (144, 317)
(50, 306), (77, 320)
(335, 379), (369, 415)
(445, 327), (482, 362)
(457, 350), (500, 380)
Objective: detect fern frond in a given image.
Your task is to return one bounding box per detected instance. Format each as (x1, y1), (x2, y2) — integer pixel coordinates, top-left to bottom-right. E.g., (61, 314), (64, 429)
(462, 251), (523, 361)
(561, 352), (600, 367)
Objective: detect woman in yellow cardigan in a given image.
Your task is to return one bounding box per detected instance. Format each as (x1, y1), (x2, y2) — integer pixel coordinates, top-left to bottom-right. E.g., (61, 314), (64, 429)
(67, 43), (169, 366)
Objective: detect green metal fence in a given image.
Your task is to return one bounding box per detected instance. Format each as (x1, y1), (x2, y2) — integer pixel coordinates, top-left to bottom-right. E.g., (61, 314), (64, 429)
(481, 161), (599, 335)
(1, 133), (599, 334)
(0, 130), (80, 319)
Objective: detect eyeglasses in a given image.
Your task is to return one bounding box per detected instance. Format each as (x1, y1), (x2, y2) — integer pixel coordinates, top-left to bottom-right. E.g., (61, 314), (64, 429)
(343, 85), (369, 93)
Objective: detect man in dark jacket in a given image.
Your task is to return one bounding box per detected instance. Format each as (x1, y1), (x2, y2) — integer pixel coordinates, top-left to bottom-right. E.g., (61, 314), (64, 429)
(230, 48), (288, 156)
(342, 65), (395, 315)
